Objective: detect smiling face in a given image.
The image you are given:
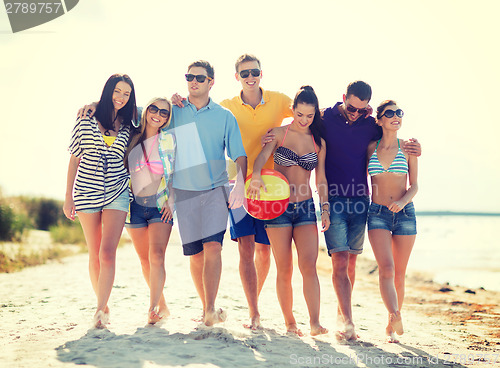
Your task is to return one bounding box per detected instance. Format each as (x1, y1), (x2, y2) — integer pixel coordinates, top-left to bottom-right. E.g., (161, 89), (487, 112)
(146, 100), (170, 131)
(112, 81), (132, 112)
(187, 66), (213, 99)
(292, 103), (316, 129)
(378, 104), (403, 131)
(343, 94), (369, 123)
(235, 60), (262, 93)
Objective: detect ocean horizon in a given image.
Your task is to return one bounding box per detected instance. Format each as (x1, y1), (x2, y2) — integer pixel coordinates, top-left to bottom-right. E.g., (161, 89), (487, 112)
(319, 213), (500, 292)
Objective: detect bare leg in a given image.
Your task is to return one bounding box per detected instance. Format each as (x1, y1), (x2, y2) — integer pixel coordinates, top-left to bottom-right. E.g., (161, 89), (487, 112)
(255, 242), (271, 296)
(128, 226), (170, 320)
(147, 222), (172, 323)
(237, 235), (261, 329)
(189, 251), (206, 315)
(331, 251), (356, 340)
(293, 224), (327, 336)
(266, 227), (302, 335)
(96, 210), (126, 311)
(368, 229), (407, 340)
(392, 235), (416, 310)
(202, 241), (225, 326)
(78, 212), (102, 298)
(336, 254), (357, 326)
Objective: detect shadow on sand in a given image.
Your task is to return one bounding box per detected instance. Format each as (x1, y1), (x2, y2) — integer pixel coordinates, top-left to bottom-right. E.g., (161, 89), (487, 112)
(56, 325), (467, 368)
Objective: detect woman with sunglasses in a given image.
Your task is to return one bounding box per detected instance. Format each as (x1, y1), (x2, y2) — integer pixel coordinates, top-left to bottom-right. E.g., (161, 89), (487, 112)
(64, 74), (138, 328)
(124, 97), (175, 325)
(366, 100), (418, 343)
(247, 86), (329, 337)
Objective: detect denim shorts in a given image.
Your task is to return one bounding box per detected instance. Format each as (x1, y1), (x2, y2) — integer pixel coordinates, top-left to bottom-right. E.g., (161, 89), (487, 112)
(78, 188), (130, 214)
(367, 202), (417, 235)
(175, 186), (229, 256)
(265, 198), (317, 229)
(229, 206), (270, 245)
(125, 194), (173, 228)
(324, 196), (369, 255)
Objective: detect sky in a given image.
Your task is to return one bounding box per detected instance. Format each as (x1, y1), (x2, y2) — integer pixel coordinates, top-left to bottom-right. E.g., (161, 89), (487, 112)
(1, 0), (499, 212)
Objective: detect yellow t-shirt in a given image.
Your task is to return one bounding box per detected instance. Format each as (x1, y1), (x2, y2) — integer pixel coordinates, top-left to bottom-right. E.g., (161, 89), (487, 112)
(220, 89), (292, 176)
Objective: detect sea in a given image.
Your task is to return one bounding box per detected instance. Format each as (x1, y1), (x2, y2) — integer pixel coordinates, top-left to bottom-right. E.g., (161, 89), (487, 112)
(320, 214), (500, 292)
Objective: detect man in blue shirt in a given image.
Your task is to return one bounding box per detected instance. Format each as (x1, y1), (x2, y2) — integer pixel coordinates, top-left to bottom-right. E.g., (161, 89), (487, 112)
(322, 81), (420, 340)
(169, 60), (247, 326)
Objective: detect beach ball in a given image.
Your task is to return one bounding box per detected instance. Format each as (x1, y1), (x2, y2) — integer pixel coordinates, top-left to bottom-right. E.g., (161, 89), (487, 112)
(244, 169), (290, 220)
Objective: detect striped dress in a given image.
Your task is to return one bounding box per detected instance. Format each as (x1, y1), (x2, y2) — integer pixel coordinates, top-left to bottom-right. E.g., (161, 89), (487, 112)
(69, 117), (131, 211)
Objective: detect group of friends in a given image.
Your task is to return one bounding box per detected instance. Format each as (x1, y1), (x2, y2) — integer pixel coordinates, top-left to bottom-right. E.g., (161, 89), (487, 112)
(63, 54), (420, 343)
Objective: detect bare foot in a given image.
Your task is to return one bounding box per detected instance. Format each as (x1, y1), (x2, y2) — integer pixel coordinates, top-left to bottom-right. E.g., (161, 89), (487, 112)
(159, 304), (170, 319)
(204, 308), (227, 326)
(386, 331), (400, 343)
(286, 323), (304, 337)
(389, 311), (404, 335)
(93, 310), (107, 329)
(243, 315), (262, 330)
(148, 309), (163, 325)
(311, 324), (328, 336)
(103, 306), (110, 325)
(336, 322), (357, 341)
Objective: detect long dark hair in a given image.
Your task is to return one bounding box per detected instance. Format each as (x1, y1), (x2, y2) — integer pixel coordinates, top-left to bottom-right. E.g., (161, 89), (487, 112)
(293, 85), (323, 148)
(94, 74), (138, 131)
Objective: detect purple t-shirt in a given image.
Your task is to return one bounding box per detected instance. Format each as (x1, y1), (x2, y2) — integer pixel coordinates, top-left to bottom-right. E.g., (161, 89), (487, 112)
(323, 102), (382, 197)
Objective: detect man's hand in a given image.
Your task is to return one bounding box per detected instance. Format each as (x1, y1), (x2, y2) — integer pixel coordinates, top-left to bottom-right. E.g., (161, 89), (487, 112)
(77, 102), (98, 119)
(261, 129), (275, 147)
(403, 138), (421, 157)
(171, 93), (186, 108)
(228, 182), (245, 209)
(364, 104), (373, 118)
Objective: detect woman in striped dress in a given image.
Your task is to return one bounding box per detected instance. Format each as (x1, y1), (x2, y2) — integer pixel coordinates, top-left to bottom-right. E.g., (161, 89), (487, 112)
(366, 100), (419, 342)
(124, 97), (175, 324)
(63, 74), (138, 328)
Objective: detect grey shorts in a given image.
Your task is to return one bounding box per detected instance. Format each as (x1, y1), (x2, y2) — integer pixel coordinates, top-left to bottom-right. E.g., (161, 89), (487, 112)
(175, 186), (229, 256)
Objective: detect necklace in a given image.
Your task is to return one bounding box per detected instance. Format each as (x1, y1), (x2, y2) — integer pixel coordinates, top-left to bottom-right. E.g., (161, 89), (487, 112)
(104, 114), (120, 136)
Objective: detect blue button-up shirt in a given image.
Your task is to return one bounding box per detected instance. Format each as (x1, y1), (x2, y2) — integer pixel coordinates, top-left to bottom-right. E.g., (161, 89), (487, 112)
(167, 98), (246, 191)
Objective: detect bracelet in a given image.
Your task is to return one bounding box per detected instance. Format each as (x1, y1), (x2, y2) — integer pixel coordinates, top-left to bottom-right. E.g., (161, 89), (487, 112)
(321, 208), (330, 215)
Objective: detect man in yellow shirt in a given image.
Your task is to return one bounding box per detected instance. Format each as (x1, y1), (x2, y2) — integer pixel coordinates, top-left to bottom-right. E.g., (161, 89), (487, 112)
(220, 54), (292, 329)
(172, 54), (292, 329)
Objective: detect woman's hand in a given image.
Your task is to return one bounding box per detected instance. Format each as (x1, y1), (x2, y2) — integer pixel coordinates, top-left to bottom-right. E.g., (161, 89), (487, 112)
(63, 197), (76, 221)
(246, 176), (266, 200)
(320, 211), (330, 232)
(388, 200), (405, 213)
(160, 201), (173, 223)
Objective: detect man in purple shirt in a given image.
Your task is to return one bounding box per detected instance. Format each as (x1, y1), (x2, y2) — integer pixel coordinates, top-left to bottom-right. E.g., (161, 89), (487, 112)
(322, 81), (420, 340)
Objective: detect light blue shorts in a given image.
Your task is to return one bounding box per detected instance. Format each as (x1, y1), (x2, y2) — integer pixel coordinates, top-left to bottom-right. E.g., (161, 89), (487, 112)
(78, 188), (130, 214)
(367, 202), (417, 235)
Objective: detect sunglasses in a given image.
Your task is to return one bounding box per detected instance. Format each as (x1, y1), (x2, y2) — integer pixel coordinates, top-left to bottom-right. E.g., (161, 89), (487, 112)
(345, 103), (368, 115)
(381, 109), (404, 118)
(239, 68), (261, 78)
(185, 74), (212, 83)
(148, 104), (170, 118)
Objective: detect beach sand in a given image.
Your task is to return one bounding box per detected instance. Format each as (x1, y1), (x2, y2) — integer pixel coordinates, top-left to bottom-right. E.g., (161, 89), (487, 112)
(1, 229), (499, 368)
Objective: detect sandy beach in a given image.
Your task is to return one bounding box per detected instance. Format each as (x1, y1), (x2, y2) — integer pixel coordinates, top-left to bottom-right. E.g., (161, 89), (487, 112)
(1, 229), (499, 368)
